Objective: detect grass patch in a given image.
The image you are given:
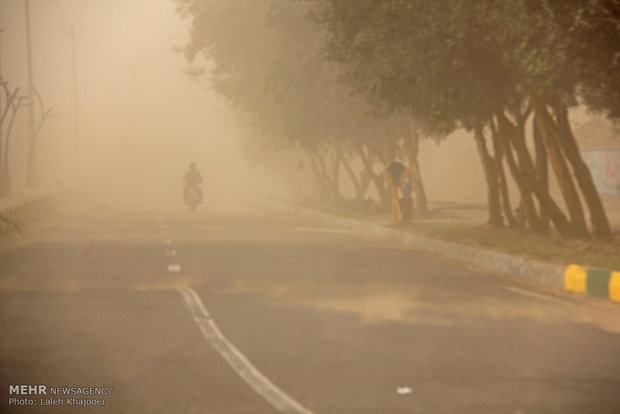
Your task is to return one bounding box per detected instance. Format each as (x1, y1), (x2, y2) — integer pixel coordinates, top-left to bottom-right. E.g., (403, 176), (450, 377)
(400, 221), (620, 270)
(305, 199), (620, 270)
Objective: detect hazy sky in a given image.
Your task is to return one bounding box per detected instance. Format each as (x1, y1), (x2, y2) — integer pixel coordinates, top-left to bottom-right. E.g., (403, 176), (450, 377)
(3, 0), (610, 209)
(1, 0), (272, 207)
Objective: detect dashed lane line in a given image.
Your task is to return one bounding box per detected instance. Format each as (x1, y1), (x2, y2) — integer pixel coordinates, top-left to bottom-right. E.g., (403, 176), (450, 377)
(165, 216), (311, 413)
(178, 286), (313, 414)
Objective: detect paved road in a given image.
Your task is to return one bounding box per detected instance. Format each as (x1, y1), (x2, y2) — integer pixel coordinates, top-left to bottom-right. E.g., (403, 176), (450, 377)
(1, 199), (620, 413)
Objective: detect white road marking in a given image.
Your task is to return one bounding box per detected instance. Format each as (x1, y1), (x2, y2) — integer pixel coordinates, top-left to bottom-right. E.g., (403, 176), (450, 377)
(396, 386), (412, 395)
(504, 286), (571, 305)
(165, 249), (177, 257)
(293, 227), (355, 235)
(178, 286), (313, 414)
(168, 264), (181, 273)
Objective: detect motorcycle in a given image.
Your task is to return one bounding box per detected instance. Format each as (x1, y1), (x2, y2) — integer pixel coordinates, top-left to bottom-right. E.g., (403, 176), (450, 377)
(184, 183), (202, 211)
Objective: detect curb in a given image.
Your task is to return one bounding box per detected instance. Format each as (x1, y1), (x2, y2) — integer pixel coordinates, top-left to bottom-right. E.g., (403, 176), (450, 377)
(273, 201), (619, 303)
(565, 265), (620, 301)
(0, 194), (56, 237)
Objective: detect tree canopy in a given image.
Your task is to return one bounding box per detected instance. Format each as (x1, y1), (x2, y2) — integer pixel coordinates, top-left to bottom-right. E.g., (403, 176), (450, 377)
(176, 0), (618, 239)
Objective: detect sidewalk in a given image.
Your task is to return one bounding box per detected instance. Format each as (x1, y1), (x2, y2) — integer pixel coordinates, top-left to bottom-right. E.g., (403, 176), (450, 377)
(425, 200), (488, 223)
(424, 198), (620, 233)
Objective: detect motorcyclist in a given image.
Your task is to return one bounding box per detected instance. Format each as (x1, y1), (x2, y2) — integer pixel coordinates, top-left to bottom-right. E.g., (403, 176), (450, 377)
(183, 162), (203, 205)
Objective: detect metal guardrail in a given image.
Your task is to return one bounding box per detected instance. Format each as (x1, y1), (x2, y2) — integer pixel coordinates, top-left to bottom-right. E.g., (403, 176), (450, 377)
(0, 195), (55, 237)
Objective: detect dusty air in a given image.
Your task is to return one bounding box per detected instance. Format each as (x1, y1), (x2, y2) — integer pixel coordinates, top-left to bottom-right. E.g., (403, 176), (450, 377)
(1, 1), (619, 413)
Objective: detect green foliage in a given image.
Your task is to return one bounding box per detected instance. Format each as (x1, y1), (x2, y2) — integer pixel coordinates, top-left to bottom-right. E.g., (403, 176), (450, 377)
(545, 0), (620, 118)
(314, 0), (516, 131)
(176, 0), (396, 152)
(313, 0), (620, 125)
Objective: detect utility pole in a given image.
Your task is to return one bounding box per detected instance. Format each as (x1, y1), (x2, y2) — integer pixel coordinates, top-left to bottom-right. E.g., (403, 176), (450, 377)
(24, 0), (36, 188)
(0, 27), (5, 78)
(54, 0), (87, 183)
(69, 23), (80, 182)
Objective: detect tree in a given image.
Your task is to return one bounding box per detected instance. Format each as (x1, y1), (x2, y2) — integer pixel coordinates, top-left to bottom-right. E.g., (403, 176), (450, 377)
(177, 0), (435, 210)
(0, 80), (22, 196)
(313, 0), (616, 239)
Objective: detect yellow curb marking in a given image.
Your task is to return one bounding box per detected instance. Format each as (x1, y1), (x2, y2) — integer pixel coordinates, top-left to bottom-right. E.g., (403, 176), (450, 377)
(609, 272), (620, 303)
(564, 264), (587, 293)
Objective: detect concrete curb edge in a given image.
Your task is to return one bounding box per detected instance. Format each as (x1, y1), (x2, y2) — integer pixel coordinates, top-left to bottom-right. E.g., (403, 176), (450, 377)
(272, 201), (619, 303)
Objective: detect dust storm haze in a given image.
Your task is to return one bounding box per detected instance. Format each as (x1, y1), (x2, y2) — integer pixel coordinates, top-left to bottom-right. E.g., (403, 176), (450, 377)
(4, 0), (614, 215)
(2, 2), (620, 413)
(0, 0), (285, 211)
(0, 0), (506, 213)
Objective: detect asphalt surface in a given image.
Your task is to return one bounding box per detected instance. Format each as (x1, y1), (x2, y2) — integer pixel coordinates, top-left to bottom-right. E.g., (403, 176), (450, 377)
(1, 199), (620, 414)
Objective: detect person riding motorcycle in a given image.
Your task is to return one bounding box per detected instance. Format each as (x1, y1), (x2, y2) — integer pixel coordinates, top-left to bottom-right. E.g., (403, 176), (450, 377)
(183, 162), (203, 206)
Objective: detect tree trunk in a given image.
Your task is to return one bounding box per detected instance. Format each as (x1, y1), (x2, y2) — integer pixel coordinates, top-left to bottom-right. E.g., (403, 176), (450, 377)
(490, 121), (516, 228)
(357, 143), (389, 209)
(2, 102), (19, 182)
(551, 102), (613, 241)
(501, 133), (538, 230)
(0, 95), (6, 196)
(534, 107), (589, 238)
(0, 86), (19, 196)
(26, 107), (52, 189)
(409, 158), (428, 217)
(403, 127), (428, 216)
(329, 150), (342, 200)
(335, 140), (363, 200)
(495, 113), (577, 237)
(473, 125), (503, 227)
(495, 112), (544, 232)
(358, 168), (372, 200)
(503, 137), (576, 237)
(310, 151), (331, 200)
(533, 118), (550, 232)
